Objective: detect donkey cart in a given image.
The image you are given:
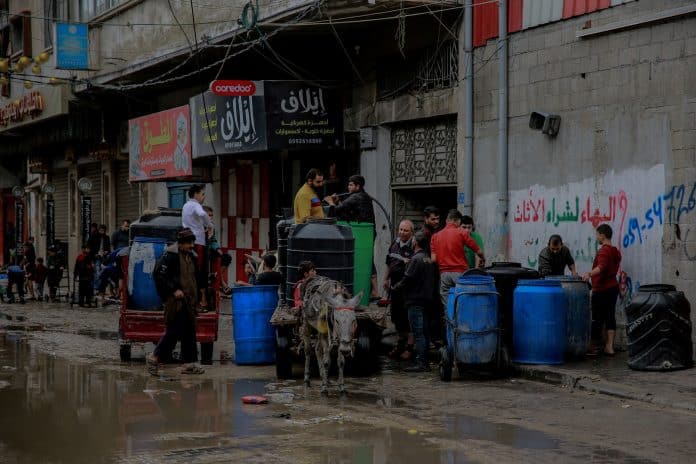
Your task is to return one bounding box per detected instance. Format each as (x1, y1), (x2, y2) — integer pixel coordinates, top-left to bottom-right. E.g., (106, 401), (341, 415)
(270, 302), (387, 380)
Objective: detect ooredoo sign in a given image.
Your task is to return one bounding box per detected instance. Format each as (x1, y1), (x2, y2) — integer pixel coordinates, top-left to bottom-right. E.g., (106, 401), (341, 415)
(209, 80), (257, 97)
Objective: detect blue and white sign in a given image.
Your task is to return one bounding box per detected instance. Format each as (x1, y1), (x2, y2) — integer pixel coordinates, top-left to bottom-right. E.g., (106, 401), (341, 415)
(56, 23), (89, 70)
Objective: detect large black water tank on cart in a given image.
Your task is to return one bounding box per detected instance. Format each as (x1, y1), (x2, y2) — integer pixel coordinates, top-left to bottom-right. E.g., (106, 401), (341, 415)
(484, 262), (540, 354)
(626, 284), (693, 371)
(286, 218), (354, 305)
(276, 218), (293, 303)
(129, 208), (183, 244)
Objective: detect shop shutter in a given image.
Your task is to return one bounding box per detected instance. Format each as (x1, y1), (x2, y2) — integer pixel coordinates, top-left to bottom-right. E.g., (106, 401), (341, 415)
(115, 161), (141, 223)
(52, 169), (69, 241)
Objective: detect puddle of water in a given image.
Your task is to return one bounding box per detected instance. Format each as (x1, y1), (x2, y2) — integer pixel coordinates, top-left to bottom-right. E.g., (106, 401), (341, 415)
(445, 414), (560, 450)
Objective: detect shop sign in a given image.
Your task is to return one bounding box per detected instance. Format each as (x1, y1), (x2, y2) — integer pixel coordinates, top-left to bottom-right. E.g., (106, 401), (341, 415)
(46, 199), (55, 247)
(0, 91), (45, 127)
(56, 23), (89, 70)
(15, 201), (24, 248)
(88, 144), (117, 161)
(210, 80), (257, 96)
(81, 196), (92, 242)
(29, 155), (50, 174)
(264, 82), (343, 150)
(128, 105), (193, 181)
(190, 86), (267, 158)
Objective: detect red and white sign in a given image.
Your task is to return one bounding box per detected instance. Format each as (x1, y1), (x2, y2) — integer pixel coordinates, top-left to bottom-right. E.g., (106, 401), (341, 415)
(209, 80), (257, 97)
(128, 105), (192, 182)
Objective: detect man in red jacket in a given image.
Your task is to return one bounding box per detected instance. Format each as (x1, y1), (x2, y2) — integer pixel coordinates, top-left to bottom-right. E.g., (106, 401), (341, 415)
(431, 209), (486, 306)
(583, 223), (622, 356)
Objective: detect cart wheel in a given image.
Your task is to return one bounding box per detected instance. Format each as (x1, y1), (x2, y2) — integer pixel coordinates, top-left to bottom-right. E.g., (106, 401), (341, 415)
(200, 342), (214, 365)
(439, 347), (452, 382)
(275, 328), (293, 379)
(119, 344), (132, 362)
(348, 326), (373, 376)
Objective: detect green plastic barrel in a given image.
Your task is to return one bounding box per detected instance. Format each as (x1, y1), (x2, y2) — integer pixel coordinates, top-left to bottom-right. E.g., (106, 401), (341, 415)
(338, 221), (374, 306)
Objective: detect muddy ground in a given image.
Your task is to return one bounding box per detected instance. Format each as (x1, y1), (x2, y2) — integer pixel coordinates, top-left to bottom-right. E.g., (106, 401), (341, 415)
(1, 302), (695, 464)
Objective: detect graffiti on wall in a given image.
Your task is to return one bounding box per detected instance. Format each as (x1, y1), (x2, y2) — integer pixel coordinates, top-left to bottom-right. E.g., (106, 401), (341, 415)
(501, 165), (666, 292)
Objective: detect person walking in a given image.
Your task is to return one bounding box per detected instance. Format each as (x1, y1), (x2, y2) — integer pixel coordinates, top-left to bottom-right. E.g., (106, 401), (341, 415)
(538, 234), (578, 277)
(293, 168), (325, 224)
(6, 261), (26, 304)
(181, 184), (213, 310)
(33, 257), (48, 301)
(147, 228), (204, 375)
(326, 174), (380, 301)
(431, 209), (486, 307)
(391, 231), (436, 372)
(583, 224), (622, 356)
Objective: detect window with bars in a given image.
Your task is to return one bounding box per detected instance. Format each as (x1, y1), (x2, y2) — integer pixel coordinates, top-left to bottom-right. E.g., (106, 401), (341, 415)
(44, 0), (70, 48)
(79, 0), (126, 21)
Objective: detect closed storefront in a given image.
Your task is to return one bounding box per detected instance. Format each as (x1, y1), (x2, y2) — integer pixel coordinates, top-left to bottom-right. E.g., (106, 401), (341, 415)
(115, 161), (140, 222)
(52, 169), (69, 243)
(81, 163), (103, 226)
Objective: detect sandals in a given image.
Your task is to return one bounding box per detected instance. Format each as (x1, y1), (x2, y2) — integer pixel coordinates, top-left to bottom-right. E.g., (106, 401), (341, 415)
(181, 364), (205, 375)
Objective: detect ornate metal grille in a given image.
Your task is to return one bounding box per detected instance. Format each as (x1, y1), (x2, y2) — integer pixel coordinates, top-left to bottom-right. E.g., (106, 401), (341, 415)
(390, 119), (457, 187)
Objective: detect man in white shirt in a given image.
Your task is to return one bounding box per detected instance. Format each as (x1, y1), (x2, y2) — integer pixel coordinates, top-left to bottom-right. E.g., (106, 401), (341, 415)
(181, 184), (213, 309)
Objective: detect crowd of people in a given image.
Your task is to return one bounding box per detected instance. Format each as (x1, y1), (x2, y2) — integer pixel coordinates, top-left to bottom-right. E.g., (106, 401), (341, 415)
(292, 168), (624, 370)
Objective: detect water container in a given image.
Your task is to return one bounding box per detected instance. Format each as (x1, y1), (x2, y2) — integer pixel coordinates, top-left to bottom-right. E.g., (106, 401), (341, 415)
(485, 262), (540, 354)
(546, 276), (591, 358)
(286, 218), (354, 304)
(446, 288), (456, 350)
(449, 274), (499, 364)
(129, 208), (183, 244)
(275, 219), (293, 303)
(128, 236), (167, 310)
(513, 279), (566, 364)
(338, 221), (374, 306)
(232, 285), (279, 364)
(625, 284), (693, 371)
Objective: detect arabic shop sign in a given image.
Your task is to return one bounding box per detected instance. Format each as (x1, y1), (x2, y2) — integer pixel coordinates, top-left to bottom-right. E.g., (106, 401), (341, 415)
(190, 85), (267, 158)
(264, 81), (343, 150)
(128, 105), (193, 182)
(0, 91), (45, 127)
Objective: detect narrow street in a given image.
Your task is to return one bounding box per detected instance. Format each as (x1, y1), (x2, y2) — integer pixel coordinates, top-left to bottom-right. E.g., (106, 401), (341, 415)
(1, 303), (694, 464)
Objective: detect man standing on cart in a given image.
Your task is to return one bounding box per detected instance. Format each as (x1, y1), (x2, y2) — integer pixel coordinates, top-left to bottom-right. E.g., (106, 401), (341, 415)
(147, 228), (204, 375)
(293, 169), (325, 224)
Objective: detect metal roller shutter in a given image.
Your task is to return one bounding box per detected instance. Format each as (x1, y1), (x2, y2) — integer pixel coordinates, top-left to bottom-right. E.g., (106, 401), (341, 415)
(115, 161), (140, 223)
(82, 163), (102, 226)
(52, 169), (69, 242)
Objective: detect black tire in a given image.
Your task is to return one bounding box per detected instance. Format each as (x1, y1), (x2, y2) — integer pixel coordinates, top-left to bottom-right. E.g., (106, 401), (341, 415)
(439, 346), (452, 382)
(275, 329), (293, 379)
(119, 344), (132, 362)
(349, 326), (374, 376)
(200, 342), (214, 365)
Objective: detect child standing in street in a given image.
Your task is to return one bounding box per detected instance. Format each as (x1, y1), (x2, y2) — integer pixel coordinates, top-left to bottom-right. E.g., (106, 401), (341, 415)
(33, 257), (48, 301)
(74, 244), (95, 307)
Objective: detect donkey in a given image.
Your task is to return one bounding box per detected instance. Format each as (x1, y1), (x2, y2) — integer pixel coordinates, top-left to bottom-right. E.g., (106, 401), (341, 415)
(300, 276), (362, 395)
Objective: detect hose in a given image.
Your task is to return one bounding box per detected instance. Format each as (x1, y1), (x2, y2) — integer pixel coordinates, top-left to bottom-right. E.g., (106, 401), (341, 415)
(239, 0), (259, 30)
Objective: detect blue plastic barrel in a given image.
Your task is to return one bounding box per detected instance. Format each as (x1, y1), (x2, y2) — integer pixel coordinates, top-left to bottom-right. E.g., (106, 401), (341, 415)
(446, 288), (456, 350)
(448, 274), (499, 364)
(128, 236), (167, 310)
(232, 285), (279, 365)
(546, 276), (591, 358)
(513, 279), (566, 364)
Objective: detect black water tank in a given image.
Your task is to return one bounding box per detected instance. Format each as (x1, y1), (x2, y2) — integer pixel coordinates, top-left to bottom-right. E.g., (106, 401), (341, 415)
(129, 208), (183, 244)
(626, 284), (693, 371)
(286, 218), (354, 305)
(276, 218), (293, 302)
(484, 262), (541, 353)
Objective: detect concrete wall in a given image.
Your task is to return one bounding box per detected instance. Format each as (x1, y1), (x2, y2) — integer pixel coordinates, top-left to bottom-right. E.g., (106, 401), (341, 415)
(470, 0), (696, 345)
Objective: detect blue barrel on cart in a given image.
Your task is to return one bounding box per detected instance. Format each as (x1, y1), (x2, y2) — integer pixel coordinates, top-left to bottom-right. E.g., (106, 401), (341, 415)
(232, 285), (279, 365)
(447, 274), (499, 364)
(128, 236), (167, 310)
(513, 279), (566, 364)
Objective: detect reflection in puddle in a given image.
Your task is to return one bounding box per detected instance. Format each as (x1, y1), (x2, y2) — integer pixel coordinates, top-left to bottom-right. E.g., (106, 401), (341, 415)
(0, 333), (660, 464)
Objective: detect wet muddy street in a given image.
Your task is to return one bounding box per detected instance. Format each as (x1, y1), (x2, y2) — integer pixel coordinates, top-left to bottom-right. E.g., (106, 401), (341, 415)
(2, 305), (696, 463)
